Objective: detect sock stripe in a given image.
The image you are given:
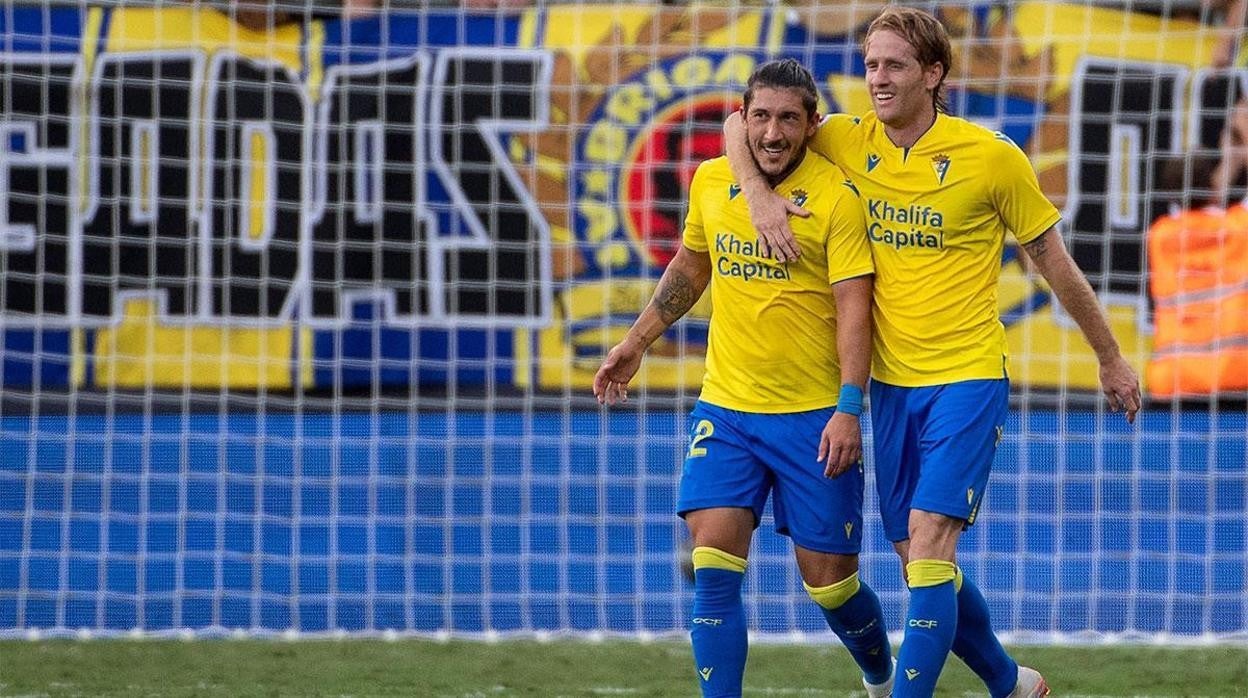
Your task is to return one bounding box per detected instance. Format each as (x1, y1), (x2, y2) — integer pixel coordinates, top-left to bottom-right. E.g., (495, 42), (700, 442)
(803, 573), (861, 610)
(907, 559), (957, 588)
(691, 546), (748, 573)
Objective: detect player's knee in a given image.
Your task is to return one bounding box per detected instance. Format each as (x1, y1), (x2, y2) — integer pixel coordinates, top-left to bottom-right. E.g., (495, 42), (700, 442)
(685, 508), (754, 557)
(906, 511), (962, 560)
(804, 571), (861, 610)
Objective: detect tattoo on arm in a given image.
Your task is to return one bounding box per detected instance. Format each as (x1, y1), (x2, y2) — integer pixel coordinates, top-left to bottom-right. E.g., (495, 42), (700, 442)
(653, 271), (699, 325)
(1023, 235), (1050, 259)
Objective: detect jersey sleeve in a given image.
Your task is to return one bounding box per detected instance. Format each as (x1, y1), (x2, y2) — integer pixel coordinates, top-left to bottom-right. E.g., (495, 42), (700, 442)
(809, 114), (859, 167)
(682, 160), (711, 252)
(825, 177), (874, 285)
(987, 134), (1062, 245)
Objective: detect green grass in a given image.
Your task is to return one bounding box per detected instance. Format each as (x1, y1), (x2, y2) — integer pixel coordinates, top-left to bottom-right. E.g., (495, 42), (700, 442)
(1, 639), (1246, 697)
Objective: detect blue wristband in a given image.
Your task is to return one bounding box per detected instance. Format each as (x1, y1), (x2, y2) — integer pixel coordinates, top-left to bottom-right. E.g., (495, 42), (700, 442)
(837, 384), (864, 417)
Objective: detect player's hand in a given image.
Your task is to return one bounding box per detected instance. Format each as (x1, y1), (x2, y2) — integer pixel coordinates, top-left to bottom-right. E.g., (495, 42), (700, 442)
(1099, 354), (1141, 424)
(593, 339), (645, 406)
(748, 190), (807, 263)
(817, 411), (862, 478)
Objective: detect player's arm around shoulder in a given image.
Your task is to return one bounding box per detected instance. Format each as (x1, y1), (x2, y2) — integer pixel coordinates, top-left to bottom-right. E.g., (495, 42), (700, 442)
(1020, 228), (1141, 423)
(808, 113), (859, 165)
(722, 111), (807, 263)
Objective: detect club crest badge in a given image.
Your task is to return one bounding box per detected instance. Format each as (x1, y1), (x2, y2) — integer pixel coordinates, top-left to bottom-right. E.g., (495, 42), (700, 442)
(931, 154), (951, 185)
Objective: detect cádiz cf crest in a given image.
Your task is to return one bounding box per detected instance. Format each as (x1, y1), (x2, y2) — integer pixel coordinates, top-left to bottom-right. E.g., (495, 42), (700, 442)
(790, 188), (808, 207)
(931, 154), (951, 185)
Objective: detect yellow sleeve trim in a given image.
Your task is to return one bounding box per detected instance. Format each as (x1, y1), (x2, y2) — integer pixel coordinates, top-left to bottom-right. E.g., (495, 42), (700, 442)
(828, 266), (876, 286)
(691, 546), (748, 573)
(1013, 211), (1062, 246)
(803, 573), (861, 610)
(907, 559), (957, 588)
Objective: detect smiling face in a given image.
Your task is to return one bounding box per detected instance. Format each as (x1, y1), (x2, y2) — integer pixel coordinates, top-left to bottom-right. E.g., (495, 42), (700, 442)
(744, 86), (819, 182)
(864, 29), (944, 140)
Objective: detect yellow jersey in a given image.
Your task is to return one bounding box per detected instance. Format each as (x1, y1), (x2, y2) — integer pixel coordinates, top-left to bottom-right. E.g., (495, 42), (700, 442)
(683, 153), (874, 413)
(811, 112), (1062, 386)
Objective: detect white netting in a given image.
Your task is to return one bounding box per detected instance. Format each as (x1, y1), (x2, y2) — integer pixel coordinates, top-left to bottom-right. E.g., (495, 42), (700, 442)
(0, 0), (1246, 643)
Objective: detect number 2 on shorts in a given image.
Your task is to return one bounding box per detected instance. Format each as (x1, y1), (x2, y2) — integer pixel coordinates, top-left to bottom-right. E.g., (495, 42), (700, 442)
(687, 419), (714, 458)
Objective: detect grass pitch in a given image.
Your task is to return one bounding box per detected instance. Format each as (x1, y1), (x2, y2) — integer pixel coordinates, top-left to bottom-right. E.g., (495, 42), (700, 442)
(1, 639), (1246, 697)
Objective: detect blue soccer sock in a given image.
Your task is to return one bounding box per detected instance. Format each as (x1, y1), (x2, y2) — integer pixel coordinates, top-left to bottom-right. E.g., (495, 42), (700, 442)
(689, 546), (749, 697)
(805, 573), (893, 685)
(895, 559), (959, 697)
(951, 569), (1019, 697)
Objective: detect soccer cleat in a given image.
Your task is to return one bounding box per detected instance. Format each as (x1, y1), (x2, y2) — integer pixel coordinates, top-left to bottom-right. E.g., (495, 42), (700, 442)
(1008, 666), (1050, 698)
(863, 657), (896, 698)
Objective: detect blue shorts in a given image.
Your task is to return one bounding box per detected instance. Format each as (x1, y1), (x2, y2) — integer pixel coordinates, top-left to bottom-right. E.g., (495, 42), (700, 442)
(870, 379), (1008, 542)
(676, 401), (864, 554)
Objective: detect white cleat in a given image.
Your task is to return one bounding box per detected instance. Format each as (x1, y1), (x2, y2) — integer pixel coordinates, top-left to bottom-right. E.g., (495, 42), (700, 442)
(863, 657), (896, 698)
(1008, 666), (1050, 698)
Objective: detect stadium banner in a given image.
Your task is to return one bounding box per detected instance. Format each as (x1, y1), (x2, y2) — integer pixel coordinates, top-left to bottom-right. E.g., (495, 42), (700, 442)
(0, 3), (1240, 396)
(524, 2), (1234, 396)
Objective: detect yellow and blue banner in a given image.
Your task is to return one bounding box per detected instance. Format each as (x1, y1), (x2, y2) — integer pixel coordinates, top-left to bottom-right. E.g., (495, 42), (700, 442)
(0, 3), (1240, 396)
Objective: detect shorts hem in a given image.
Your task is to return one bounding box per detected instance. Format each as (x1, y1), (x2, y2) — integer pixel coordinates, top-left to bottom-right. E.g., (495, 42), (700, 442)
(882, 503), (976, 542)
(909, 501), (975, 525)
(677, 500), (761, 526)
(883, 527), (910, 544)
(785, 531), (861, 555)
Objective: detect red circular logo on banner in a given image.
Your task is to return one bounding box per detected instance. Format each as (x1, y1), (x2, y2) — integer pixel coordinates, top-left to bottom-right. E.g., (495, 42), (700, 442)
(622, 95), (741, 268)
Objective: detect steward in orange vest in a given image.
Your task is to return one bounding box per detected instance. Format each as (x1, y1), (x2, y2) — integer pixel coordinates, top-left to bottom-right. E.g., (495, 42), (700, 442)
(1147, 152), (1248, 397)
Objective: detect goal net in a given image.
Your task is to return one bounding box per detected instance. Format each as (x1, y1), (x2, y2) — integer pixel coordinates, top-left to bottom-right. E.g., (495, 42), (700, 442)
(1, 0), (1245, 643)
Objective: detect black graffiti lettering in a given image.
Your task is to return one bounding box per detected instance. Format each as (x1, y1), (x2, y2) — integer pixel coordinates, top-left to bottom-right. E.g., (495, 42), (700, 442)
(1068, 60), (1183, 296)
(203, 54), (304, 320)
(429, 49), (552, 326)
(311, 55), (430, 324)
(3, 47), (557, 328)
(81, 52), (201, 322)
(0, 56), (78, 321)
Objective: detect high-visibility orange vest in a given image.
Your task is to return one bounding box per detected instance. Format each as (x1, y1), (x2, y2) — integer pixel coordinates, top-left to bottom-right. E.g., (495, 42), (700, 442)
(1146, 203), (1248, 397)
